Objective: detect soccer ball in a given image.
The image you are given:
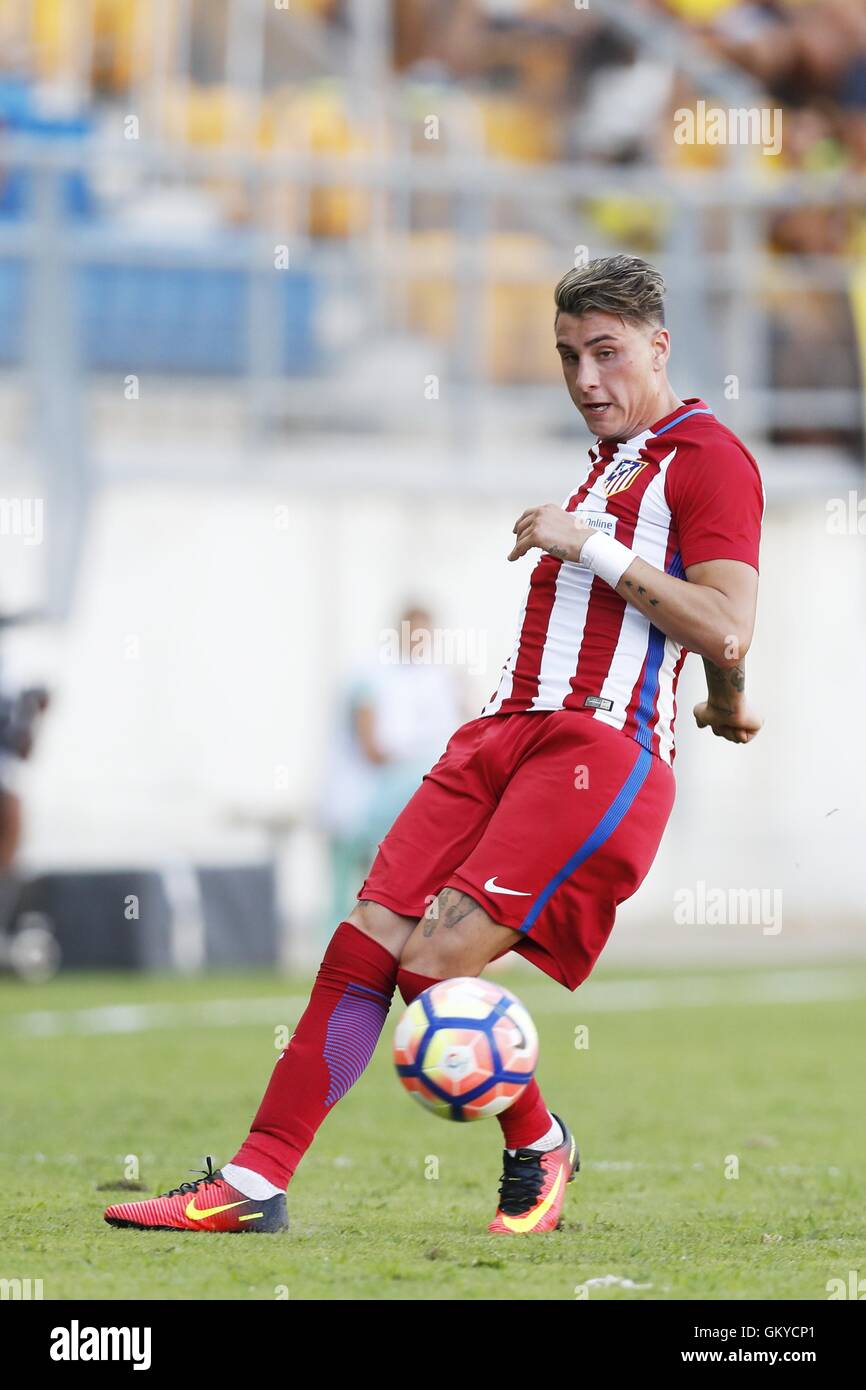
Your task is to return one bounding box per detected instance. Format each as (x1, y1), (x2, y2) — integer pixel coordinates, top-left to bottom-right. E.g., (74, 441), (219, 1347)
(393, 976), (538, 1121)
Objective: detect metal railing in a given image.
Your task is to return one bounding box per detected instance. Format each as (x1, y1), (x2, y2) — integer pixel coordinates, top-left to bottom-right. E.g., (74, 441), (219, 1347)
(5, 134), (864, 430)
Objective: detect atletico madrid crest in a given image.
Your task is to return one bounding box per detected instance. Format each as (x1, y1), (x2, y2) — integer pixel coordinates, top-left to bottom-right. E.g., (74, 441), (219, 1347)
(602, 457), (651, 496)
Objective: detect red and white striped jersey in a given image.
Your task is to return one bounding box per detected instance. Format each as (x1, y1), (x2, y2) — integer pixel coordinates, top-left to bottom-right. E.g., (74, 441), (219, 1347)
(481, 399), (763, 764)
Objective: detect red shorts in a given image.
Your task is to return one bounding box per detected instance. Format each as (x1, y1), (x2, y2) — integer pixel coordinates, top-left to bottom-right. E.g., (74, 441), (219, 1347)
(359, 710), (675, 991)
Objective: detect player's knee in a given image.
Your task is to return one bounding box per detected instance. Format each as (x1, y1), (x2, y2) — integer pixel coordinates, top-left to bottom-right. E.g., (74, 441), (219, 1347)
(346, 899), (415, 959)
(400, 921), (484, 979)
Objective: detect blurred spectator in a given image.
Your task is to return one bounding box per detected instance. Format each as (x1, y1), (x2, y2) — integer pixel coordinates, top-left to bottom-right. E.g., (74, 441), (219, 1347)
(691, 0), (866, 165)
(0, 640), (49, 873)
(318, 604), (466, 929)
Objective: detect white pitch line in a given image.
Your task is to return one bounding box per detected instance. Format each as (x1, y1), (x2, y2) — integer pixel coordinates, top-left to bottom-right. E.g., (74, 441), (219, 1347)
(3, 997), (308, 1038)
(1, 967), (865, 1039)
(513, 967), (866, 1015)
(584, 1159), (844, 1175)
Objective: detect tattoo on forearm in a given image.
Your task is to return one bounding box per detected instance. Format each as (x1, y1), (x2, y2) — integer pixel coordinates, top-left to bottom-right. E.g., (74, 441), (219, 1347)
(422, 888), (480, 938)
(623, 577), (659, 606)
(703, 659), (745, 709)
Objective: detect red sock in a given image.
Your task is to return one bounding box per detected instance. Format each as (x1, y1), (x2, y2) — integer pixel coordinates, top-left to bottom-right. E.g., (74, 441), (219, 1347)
(231, 922), (398, 1188)
(496, 1078), (553, 1151)
(396, 966), (439, 1006)
(395, 968), (552, 1151)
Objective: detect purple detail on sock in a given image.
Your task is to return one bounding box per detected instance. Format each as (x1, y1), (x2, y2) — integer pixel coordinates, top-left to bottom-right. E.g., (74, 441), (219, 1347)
(323, 982), (390, 1107)
(343, 982), (391, 1002)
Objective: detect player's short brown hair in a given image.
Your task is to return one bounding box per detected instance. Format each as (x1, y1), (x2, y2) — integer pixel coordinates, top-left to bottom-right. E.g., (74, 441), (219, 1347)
(554, 254), (665, 329)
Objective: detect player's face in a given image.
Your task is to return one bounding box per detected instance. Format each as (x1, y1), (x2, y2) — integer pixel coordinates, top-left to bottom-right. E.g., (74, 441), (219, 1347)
(555, 310), (670, 441)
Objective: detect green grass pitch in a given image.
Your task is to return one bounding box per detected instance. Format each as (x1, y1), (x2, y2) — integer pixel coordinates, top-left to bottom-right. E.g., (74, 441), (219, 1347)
(1, 962), (864, 1301)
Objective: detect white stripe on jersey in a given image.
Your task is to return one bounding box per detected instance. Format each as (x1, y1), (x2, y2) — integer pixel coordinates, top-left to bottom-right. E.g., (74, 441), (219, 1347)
(654, 635), (681, 763)
(591, 447), (679, 750)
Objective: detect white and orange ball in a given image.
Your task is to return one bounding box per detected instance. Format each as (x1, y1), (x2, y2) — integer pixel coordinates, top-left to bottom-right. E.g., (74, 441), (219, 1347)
(393, 976), (538, 1121)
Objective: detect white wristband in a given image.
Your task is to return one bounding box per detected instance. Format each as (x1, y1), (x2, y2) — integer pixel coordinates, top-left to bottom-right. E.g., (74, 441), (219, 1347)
(578, 531), (637, 588)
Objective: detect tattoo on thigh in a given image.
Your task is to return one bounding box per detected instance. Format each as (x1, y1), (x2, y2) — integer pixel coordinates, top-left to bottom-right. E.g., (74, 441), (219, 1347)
(422, 888), (479, 937)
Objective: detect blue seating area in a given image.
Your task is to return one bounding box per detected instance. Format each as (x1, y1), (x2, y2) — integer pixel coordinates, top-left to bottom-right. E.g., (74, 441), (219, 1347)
(0, 256), (317, 374)
(0, 77), (318, 374)
(79, 261), (317, 374)
(0, 76), (93, 220)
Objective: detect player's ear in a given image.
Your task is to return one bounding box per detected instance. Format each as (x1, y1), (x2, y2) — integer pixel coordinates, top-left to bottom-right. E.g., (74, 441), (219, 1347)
(650, 327), (670, 370)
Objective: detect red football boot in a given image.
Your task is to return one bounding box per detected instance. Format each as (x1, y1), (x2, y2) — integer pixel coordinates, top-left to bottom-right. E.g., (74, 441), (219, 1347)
(488, 1114), (579, 1235)
(103, 1157), (287, 1233)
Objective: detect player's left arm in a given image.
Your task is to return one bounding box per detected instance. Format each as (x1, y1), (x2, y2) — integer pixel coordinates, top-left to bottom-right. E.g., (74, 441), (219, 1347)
(615, 553), (756, 669)
(695, 652), (763, 745)
(612, 553), (763, 744)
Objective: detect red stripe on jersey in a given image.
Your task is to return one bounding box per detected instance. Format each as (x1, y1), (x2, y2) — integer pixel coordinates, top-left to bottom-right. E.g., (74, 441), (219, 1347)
(503, 558), (560, 708)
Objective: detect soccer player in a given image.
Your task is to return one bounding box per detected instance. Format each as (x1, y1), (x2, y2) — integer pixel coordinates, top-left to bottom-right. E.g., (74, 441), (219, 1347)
(105, 255), (764, 1236)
